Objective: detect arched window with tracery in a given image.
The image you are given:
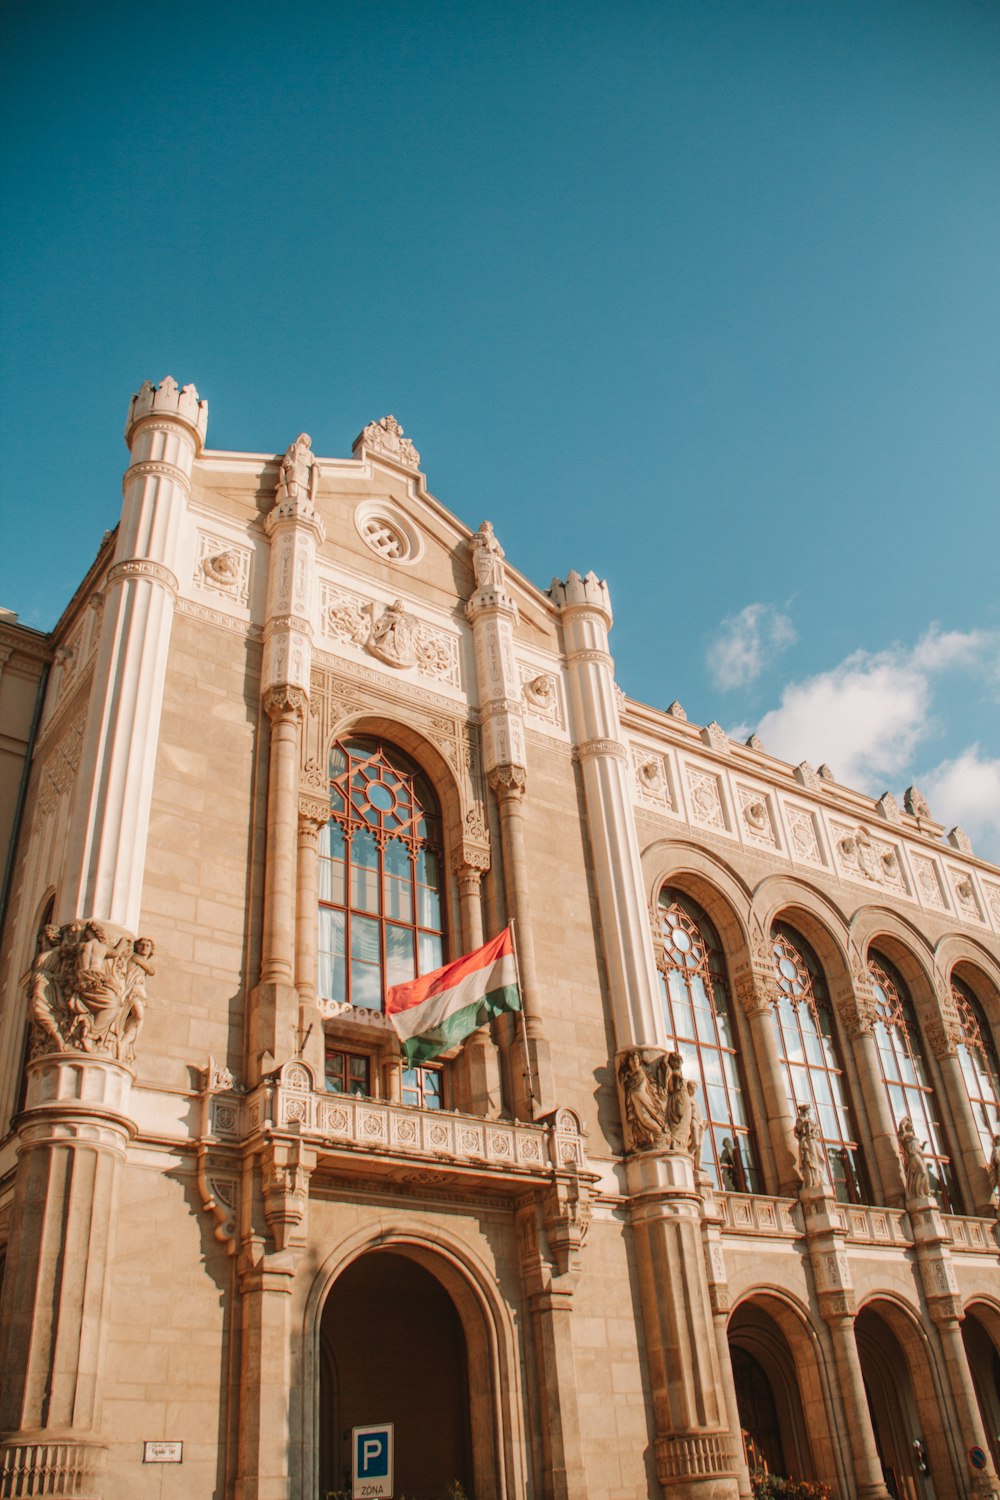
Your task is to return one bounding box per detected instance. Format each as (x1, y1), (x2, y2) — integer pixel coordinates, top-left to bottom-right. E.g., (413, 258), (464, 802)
(318, 736), (446, 1100)
(770, 923), (870, 1204)
(656, 888), (761, 1193)
(868, 950), (958, 1210)
(952, 975), (1000, 1157)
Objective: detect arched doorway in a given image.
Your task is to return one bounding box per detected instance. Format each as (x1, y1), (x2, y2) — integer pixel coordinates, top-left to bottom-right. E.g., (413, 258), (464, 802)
(320, 1250), (473, 1499)
(856, 1303), (937, 1500)
(728, 1297), (830, 1486)
(962, 1303), (1000, 1474)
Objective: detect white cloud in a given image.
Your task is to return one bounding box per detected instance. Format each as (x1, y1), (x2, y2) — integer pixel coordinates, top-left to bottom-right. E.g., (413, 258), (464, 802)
(707, 603), (796, 691)
(755, 650), (930, 786)
(751, 627), (1000, 791)
(921, 746), (1000, 859)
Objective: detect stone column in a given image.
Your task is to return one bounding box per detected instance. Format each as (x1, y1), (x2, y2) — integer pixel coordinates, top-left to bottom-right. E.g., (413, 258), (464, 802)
(629, 1146), (742, 1499)
(0, 1056), (135, 1499)
(249, 435), (325, 1085)
(293, 797), (328, 1079)
(549, 571), (663, 1052)
(734, 971), (799, 1194)
(837, 963), (906, 1206)
(235, 1136), (316, 1500)
(60, 377), (207, 932)
(515, 1190), (591, 1500)
(798, 1177), (890, 1500)
(908, 1188), (1000, 1498)
(465, 522), (552, 1115)
(927, 1008), (995, 1215)
(697, 1176), (754, 1499)
(453, 851), (502, 1117)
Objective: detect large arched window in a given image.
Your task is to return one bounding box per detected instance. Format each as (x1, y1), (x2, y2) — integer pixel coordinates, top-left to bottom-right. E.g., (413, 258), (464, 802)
(952, 975), (1000, 1158)
(656, 889), (761, 1193)
(868, 950), (957, 1210)
(318, 737), (446, 1107)
(770, 924), (869, 1204)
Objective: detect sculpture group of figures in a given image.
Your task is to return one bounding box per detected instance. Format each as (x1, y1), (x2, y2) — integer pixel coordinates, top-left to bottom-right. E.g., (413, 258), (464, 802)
(618, 1047), (706, 1158)
(29, 921), (154, 1064)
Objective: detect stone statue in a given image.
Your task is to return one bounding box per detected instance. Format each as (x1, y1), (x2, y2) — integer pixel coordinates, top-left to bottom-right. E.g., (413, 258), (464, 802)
(898, 1117), (932, 1200)
(471, 520), (507, 592)
(367, 600), (418, 668)
(794, 1103), (825, 1189)
(987, 1133), (1000, 1205)
(687, 1080), (707, 1163)
(664, 1051), (693, 1150)
(719, 1137), (741, 1192)
(27, 921), (155, 1064)
(618, 1049), (666, 1151)
(278, 433), (319, 504)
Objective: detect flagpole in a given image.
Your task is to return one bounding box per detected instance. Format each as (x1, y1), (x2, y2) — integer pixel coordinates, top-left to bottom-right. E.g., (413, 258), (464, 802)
(508, 918), (536, 1114)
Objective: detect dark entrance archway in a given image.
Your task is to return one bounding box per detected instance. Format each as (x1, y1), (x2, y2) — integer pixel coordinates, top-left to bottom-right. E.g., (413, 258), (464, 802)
(962, 1303), (1000, 1475)
(856, 1303), (938, 1500)
(727, 1296), (832, 1486)
(320, 1250), (473, 1500)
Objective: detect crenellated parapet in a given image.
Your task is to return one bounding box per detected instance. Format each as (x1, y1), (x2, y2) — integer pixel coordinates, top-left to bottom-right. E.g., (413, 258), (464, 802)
(124, 374), (208, 450)
(548, 568), (613, 626)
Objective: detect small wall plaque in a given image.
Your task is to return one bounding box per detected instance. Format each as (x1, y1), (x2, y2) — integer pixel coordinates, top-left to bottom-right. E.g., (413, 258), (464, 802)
(143, 1441), (183, 1464)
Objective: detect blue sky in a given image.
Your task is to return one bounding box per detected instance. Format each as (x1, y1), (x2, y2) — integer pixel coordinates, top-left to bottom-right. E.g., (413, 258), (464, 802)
(2, 0), (999, 855)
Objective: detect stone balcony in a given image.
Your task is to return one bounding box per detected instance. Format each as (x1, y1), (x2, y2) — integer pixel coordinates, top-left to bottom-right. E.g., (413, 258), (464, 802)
(716, 1189), (999, 1256)
(203, 1058), (590, 1197)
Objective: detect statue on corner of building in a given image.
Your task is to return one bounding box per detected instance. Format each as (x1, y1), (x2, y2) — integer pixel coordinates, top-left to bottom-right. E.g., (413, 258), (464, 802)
(28, 921), (155, 1065)
(618, 1049), (666, 1151)
(898, 1116), (932, 1201)
(687, 1079), (707, 1164)
(794, 1102), (826, 1190)
(663, 1050), (693, 1150)
(471, 520), (507, 592)
(278, 432), (320, 505)
(987, 1133), (1000, 1208)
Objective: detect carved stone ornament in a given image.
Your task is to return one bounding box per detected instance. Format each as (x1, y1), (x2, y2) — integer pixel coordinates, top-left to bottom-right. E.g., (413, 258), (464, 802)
(817, 763), (835, 782)
(904, 784), (932, 821)
(356, 415), (420, 470)
(898, 1117), (933, 1202)
(794, 1103), (827, 1190)
(876, 791), (902, 824)
(470, 520), (507, 592)
(277, 432), (320, 505)
(264, 684), (308, 721)
(203, 1056), (236, 1093)
(617, 1048), (693, 1154)
(202, 550), (241, 590)
(523, 673), (556, 711)
(488, 763), (527, 797)
(367, 600), (418, 668)
(28, 921), (155, 1064)
(745, 733), (764, 752)
(988, 1133), (1000, 1207)
(667, 700), (688, 721)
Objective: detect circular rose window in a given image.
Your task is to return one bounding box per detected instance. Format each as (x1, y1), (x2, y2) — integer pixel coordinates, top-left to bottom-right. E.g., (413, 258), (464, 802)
(354, 500), (423, 565)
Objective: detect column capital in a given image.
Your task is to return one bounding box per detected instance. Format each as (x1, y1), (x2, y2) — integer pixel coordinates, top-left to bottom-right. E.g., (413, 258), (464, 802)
(264, 685), (308, 723)
(488, 762), (527, 800)
(733, 969), (779, 1018)
(297, 795), (329, 837)
(451, 843), (490, 879)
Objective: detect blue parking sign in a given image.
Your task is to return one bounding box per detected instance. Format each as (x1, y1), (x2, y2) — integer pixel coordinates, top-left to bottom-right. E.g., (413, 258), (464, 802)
(352, 1424), (393, 1499)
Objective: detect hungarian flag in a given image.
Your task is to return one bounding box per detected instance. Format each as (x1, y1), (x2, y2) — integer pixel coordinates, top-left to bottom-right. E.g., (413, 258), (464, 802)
(386, 927), (521, 1066)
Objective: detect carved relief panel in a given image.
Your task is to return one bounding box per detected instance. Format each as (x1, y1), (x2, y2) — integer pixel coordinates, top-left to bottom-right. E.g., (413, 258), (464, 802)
(785, 805), (823, 865)
(736, 786), (776, 848)
(319, 582), (461, 689)
(630, 745), (674, 813)
(193, 529), (252, 608)
(911, 854), (947, 910)
(685, 767), (726, 831)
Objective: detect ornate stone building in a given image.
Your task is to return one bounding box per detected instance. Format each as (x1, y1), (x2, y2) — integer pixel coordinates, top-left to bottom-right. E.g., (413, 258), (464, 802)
(0, 378), (999, 1500)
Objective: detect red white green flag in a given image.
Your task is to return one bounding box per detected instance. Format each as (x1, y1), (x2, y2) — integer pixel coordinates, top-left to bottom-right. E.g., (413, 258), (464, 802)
(385, 926), (521, 1066)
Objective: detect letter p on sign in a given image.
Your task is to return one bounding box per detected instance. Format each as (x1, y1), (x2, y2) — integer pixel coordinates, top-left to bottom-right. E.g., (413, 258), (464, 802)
(352, 1423), (393, 1499)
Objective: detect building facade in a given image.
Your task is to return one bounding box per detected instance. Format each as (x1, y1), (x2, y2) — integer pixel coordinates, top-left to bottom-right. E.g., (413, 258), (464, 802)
(0, 377), (999, 1500)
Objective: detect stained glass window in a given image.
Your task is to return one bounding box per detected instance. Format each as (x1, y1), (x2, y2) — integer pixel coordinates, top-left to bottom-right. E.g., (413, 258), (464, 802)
(771, 923), (869, 1204)
(869, 950), (958, 1211)
(952, 975), (1000, 1158)
(318, 737), (445, 1015)
(656, 888), (761, 1193)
